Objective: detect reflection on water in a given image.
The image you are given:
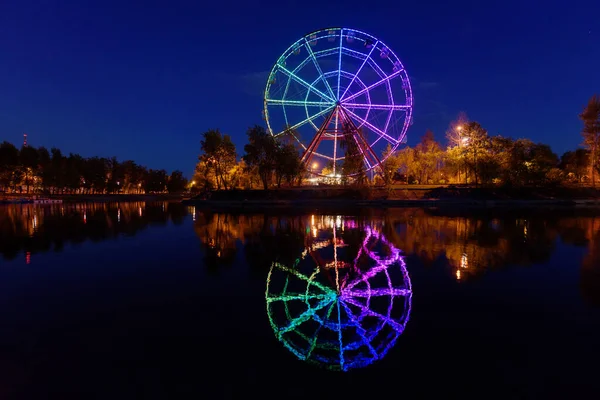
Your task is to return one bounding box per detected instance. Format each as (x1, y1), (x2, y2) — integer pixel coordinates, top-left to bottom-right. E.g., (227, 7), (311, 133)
(266, 219), (411, 371)
(2, 203), (600, 395)
(2, 204), (600, 310)
(192, 209), (600, 308)
(0, 202), (187, 262)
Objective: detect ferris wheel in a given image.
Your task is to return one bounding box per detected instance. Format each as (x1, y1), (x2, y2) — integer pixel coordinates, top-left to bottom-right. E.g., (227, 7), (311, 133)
(264, 27), (413, 176)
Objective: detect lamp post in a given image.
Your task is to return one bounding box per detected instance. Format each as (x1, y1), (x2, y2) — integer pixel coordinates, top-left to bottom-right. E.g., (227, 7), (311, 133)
(311, 162), (318, 184)
(456, 125), (463, 184)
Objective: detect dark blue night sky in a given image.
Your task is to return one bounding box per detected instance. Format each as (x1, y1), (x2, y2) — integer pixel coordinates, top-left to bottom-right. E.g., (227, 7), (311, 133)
(1, 0), (599, 176)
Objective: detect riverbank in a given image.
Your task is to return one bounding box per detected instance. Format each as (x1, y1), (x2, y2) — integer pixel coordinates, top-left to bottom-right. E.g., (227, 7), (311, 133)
(182, 186), (600, 209)
(1, 193), (184, 204)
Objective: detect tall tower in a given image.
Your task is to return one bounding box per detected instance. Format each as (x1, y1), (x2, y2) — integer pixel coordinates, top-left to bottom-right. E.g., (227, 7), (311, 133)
(23, 133), (28, 147)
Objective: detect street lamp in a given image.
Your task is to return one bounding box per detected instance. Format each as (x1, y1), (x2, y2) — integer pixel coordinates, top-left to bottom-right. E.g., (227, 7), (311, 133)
(456, 125), (466, 185)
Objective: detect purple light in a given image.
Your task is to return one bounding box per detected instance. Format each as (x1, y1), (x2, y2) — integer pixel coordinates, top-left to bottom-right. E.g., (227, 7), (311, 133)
(264, 27), (414, 175)
(343, 103), (410, 111)
(265, 218), (412, 371)
(343, 108), (399, 145)
(341, 68), (404, 103)
(339, 39), (379, 100)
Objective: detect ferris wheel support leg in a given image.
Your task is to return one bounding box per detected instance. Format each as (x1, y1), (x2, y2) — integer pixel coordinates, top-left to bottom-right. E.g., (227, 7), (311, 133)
(301, 108), (338, 173)
(339, 108), (383, 177)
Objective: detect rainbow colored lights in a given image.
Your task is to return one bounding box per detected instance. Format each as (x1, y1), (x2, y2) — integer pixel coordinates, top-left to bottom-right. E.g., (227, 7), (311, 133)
(265, 218), (412, 371)
(264, 27), (413, 176)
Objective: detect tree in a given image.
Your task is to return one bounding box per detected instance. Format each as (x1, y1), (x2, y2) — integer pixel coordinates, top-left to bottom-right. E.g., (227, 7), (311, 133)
(82, 157), (108, 193)
(243, 125), (278, 190)
(193, 160), (218, 192)
(446, 112), (469, 146)
(461, 122), (490, 186)
(340, 124), (367, 185)
(445, 112), (469, 183)
(146, 169), (167, 193)
(0, 141), (20, 191)
(579, 95), (600, 187)
(381, 144), (401, 186)
(19, 145), (39, 193)
(200, 129), (237, 190)
(0, 139), (179, 195)
(65, 153), (84, 193)
(488, 136), (514, 185)
(396, 147), (416, 184)
(49, 148), (66, 193)
(415, 130), (443, 184)
(275, 143), (303, 187)
(167, 170), (188, 193)
(560, 149), (589, 183)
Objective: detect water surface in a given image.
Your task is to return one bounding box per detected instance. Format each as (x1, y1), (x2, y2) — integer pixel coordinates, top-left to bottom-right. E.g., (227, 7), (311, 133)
(1, 202), (599, 398)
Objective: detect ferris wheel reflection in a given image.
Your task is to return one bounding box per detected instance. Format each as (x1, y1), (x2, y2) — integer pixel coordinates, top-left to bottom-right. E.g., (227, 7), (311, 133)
(266, 215), (412, 371)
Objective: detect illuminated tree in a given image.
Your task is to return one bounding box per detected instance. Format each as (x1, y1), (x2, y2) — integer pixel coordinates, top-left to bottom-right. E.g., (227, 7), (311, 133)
(396, 146), (416, 184)
(378, 144), (399, 186)
(560, 149), (590, 183)
(200, 129), (237, 190)
(414, 130), (443, 184)
(445, 111), (469, 147)
(461, 122), (490, 186)
(579, 95), (600, 187)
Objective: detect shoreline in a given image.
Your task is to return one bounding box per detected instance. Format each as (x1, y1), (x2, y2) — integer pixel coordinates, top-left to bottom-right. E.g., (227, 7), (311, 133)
(0, 194), (184, 204)
(181, 186), (600, 209)
(182, 198), (600, 209)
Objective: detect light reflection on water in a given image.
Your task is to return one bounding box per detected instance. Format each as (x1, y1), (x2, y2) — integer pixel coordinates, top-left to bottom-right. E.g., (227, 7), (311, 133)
(1, 203), (599, 305)
(1, 202), (600, 396)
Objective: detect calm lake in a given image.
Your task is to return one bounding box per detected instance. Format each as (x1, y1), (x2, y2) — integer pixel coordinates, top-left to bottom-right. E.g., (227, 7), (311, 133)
(1, 202), (599, 399)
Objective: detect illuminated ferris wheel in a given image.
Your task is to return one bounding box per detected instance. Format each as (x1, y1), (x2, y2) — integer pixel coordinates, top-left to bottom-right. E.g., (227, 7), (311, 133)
(264, 27), (413, 176)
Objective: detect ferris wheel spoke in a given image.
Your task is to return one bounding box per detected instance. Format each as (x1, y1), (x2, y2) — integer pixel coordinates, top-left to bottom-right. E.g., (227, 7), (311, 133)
(342, 69), (403, 103)
(271, 261), (336, 295)
(336, 298), (345, 370)
(336, 30), (343, 100)
(340, 40), (379, 100)
(339, 301), (379, 358)
(266, 99), (334, 107)
(266, 293), (331, 303)
(305, 301), (336, 360)
(343, 103), (410, 111)
(343, 108), (399, 145)
(278, 297), (334, 335)
(278, 65), (334, 102)
(274, 105), (335, 136)
(342, 297), (406, 333)
(344, 287), (411, 298)
(304, 39), (336, 100)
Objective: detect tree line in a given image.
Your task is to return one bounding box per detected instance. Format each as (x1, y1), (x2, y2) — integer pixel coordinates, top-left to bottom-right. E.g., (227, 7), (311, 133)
(193, 125), (305, 191)
(192, 123), (378, 191)
(193, 94), (600, 190)
(381, 95), (600, 187)
(0, 142), (188, 194)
